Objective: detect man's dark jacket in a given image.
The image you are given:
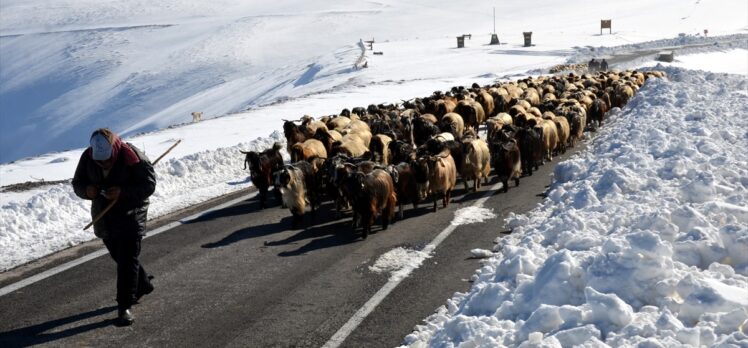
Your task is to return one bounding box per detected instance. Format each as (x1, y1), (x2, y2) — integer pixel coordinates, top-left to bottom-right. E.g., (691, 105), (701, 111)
(72, 143), (156, 238)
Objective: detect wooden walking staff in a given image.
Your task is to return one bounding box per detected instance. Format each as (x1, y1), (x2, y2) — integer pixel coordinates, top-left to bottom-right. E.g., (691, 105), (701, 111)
(83, 139), (182, 230)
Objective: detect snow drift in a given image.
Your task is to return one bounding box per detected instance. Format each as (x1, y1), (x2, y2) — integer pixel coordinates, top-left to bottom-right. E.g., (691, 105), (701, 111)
(402, 67), (748, 347)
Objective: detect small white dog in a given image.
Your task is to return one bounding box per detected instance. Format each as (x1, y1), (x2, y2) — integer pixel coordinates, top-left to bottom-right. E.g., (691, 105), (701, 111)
(191, 111), (203, 123)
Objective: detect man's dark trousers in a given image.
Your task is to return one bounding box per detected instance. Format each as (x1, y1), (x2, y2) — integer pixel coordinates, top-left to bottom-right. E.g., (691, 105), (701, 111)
(103, 233), (151, 309)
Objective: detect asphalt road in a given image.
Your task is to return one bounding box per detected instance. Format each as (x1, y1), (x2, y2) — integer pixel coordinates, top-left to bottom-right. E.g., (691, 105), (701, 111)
(0, 143), (584, 348)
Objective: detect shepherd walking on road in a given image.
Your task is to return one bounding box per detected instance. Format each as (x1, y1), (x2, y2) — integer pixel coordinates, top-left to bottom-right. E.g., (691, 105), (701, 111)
(72, 128), (156, 326)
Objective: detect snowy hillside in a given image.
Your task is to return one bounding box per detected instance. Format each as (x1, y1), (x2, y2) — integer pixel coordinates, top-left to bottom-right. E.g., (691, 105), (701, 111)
(2, 0), (746, 163)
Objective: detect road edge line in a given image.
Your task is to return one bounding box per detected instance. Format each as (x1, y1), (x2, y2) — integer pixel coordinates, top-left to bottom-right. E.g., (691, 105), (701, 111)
(0, 192), (257, 297)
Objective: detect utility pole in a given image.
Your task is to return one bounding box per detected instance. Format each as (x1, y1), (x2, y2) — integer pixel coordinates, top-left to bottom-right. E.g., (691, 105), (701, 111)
(493, 7), (496, 34)
(490, 6), (500, 45)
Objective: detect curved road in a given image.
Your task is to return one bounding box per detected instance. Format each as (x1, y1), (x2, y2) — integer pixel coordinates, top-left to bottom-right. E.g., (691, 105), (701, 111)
(0, 144), (583, 347)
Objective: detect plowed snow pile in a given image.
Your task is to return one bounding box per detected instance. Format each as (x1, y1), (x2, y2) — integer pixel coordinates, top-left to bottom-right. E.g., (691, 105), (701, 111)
(402, 67), (748, 347)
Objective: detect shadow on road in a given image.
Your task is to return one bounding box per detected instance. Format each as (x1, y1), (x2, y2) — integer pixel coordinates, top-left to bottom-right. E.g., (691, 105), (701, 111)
(395, 204), (433, 221)
(272, 220), (363, 257)
(186, 195), (285, 225)
(200, 174), (511, 252)
(201, 215), (294, 248)
(185, 201), (254, 224)
(0, 306), (117, 347)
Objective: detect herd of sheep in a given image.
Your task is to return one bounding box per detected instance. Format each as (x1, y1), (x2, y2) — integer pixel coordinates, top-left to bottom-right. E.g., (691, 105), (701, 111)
(242, 69), (666, 238)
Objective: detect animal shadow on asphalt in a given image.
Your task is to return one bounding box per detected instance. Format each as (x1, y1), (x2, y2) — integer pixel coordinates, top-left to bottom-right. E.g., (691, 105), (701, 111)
(266, 219), (361, 257)
(0, 306), (118, 346)
(185, 197), (267, 224)
(453, 176), (502, 204)
(201, 215), (294, 248)
(396, 204), (433, 221)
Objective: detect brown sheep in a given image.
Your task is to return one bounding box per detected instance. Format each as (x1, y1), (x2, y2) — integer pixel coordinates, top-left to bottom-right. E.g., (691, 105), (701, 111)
(369, 134), (393, 164)
(542, 84), (556, 95)
(420, 113), (439, 125)
(489, 87), (511, 113)
(569, 111), (586, 147)
(514, 112), (536, 129)
(612, 83), (634, 108)
(486, 113), (513, 140)
(388, 162), (420, 220)
(332, 136), (370, 158)
(552, 114), (571, 154)
(515, 99), (532, 111)
(283, 120), (307, 153)
(577, 93), (595, 113)
(455, 99), (485, 132)
(327, 116), (351, 132)
(462, 138), (491, 192)
(433, 99), (457, 120)
(301, 120), (328, 138)
(440, 112), (465, 139)
(555, 101), (587, 147)
(504, 84), (523, 99)
(347, 169), (397, 239)
(423, 151), (457, 212)
(527, 107), (543, 118)
(543, 93), (557, 103)
(475, 89), (495, 117)
(341, 120), (372, 147)
(490, 137), (522, 193)
(314, 127), (343, 154)
(538, 119), (559, 161)
(276, 161), (317, 229)
(508, 104), (528, 119)
(588, 97), (609, 129)
(290, 138), (327, 162)
(241, 142), (284, 209)
(523, 87), (541, 106)
(400, 108), (420, 119)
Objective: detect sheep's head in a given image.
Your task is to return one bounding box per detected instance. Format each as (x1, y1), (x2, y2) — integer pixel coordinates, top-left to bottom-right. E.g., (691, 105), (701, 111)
(283, 120), (299, 137)
(242, 151), (260, 171)
(300, 115), (314, 125)
(414, 157), (430, 183)
(274, 168), (292, 188)
(314, 127), (332, 143)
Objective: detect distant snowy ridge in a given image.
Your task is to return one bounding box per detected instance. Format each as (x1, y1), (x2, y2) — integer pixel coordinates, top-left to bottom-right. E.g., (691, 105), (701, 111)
(402, 67), (748, 347)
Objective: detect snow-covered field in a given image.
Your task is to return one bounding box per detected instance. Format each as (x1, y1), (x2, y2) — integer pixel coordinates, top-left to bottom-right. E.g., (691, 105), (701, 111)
(401, 66), (748, 347)
(1, 0), (747, 346)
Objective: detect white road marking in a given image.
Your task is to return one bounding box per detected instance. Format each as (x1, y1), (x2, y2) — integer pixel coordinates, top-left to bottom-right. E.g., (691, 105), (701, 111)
(0, 192), (257, 297)
(322, 182), (502, 348)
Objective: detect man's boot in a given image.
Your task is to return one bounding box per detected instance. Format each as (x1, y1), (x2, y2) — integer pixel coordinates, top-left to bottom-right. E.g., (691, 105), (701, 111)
(134, 275), (155, 304)
(117, 308), (134, 326)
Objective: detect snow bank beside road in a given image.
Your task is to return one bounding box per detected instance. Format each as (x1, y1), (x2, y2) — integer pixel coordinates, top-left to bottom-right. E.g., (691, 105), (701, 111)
(0, 132), (286, 272)
(402, 67), (748, 347)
